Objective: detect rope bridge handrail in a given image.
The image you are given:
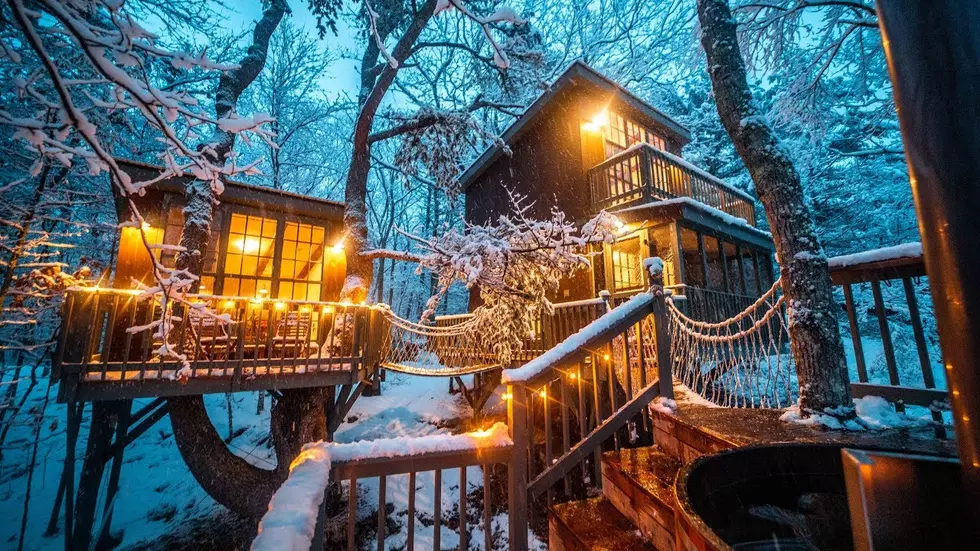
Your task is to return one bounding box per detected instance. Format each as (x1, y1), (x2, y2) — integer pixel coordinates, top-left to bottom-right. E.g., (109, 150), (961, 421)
(377, 307), (505, 376)
(667, 278), (797, 408)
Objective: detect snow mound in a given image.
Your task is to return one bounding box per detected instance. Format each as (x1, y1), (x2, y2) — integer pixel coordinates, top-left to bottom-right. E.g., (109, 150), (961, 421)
(780, 395), (935, 431)
(650, 396), (677, 414)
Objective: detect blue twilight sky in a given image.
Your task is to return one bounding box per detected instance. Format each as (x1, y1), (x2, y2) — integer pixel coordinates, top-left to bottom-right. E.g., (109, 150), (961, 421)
(213, 0), (363, 101)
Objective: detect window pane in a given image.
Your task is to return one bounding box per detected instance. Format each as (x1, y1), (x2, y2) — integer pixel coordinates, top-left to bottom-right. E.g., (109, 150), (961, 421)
(724, 242), (740, 293)
(742, 249), (759, 295)
(230, 214), (246, 234)
(281, 260), (295, 279)
(246, 216), (261, 236)
(224, 277), (240, 296)
(680, 228), (705, 288)
(226, 254), (243, 275)
(611, 237), (643, 291)
(285, 223), (297, 241)
(282, 241), (296, 260)
(306, 284), (320, 301)
(704, 237), (723, 290)
(241, 256), (257, 276)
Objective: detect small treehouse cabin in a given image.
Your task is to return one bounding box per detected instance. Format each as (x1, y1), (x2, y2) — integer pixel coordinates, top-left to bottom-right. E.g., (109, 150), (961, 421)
(461, 62), (775, 320)
(54, 160), (386, 402)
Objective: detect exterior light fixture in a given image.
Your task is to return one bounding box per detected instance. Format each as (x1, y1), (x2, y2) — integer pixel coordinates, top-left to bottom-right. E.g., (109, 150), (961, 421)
(603, 353), (611, 361)
(501, 392), (513, 400)
(569, 372), (577, 380)
(539, 388), (547, 399)
(582, 109), (609, 133)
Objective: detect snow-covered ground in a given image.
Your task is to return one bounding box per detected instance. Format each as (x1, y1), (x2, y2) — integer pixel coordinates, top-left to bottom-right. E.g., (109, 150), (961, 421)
(0, 370), (538, 550)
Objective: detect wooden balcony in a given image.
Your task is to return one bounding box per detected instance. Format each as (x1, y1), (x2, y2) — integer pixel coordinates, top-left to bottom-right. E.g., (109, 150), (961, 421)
(587, 143), (757, 226)
(53, 288), (385, 401)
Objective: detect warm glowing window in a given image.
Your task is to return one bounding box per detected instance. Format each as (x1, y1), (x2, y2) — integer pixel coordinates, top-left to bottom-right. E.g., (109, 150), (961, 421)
(602, 111), (667, 158)
(278, 222), (325, 302)
(611, 237), (644, 291)
(223, 213), (276, 298)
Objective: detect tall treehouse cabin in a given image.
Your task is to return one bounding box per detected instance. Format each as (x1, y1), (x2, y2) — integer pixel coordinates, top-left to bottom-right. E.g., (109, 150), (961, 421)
(461, 62), (775, 321)
(54, 160), (386, 403)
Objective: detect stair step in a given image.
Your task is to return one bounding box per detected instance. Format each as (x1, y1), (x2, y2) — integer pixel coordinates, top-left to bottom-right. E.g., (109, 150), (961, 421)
(601, 447), (682, 551)
(549, 497), (656, 551)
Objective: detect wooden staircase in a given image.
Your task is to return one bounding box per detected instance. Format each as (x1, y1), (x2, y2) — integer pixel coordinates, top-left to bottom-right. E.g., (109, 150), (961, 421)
(549, 409), (736, 551)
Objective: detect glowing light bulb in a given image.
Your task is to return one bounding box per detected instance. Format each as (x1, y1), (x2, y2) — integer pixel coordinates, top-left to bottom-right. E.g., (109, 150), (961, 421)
(274, 301), (286, 310)
(501, 392), (513, 401)
(538, 388), (547, 399)
(140, 222), (152, 231)
(603, 354), (611, 361)
(569, 372), (577, 380)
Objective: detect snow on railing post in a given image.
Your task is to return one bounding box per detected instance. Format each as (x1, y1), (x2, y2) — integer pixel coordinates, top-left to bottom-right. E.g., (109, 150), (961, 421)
(644, 257), (674, 400)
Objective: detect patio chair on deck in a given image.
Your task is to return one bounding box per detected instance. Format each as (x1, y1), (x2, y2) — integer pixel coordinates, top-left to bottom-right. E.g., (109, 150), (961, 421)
(186, 310), (232, 361)
(271, 311), (319, 358)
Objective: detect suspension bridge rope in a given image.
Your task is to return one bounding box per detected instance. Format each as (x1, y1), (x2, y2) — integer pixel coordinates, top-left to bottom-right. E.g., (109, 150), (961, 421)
(666, 279), (797, 408)
(377, 307), (504, 376)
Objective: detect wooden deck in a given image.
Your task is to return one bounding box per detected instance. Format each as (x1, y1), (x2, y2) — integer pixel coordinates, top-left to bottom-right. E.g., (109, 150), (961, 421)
(53, 289), (385, 402)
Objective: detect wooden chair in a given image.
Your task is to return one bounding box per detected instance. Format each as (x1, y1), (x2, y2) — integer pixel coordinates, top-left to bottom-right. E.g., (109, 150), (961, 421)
(186, 309), (232, 361)
(271, 311), (319, 358)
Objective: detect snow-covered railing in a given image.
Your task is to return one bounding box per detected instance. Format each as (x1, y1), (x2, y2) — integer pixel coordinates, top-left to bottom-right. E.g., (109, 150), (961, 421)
(588, 142), (757, 226)
(53, 288), (386, 400)
(251, 423), (513, 551)
(502, 258), (674, 550)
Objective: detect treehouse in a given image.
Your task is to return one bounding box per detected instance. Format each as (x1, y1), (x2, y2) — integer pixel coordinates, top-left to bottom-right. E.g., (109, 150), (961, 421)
(460, 62), (775, 320)
(53, 160), (386, 402)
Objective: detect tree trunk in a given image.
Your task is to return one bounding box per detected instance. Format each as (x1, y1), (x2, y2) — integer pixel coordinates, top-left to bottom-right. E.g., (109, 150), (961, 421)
(695, 0), (852, 414)
(166, 0), (319, 518)
(340, 0), (439, 303)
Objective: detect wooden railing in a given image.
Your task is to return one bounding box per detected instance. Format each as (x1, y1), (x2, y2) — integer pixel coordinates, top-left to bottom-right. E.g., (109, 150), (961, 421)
(666, 284), (759, 323)
(587, 143), (757, 225)
(53, 288), (385, 400)
(829, 252), (948, 434)
(503, 271), (673, 550)
(433, 297), (607, 363)
(322, 445), (513, 551)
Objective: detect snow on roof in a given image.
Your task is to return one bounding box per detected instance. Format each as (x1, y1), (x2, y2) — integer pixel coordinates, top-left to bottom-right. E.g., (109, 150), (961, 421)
(614, 196), (773, 240)
(502, 291), (654, 383)
(251, 423), (511, 551)
(116, 158), (345, 209)
(828, 242), (923, 269)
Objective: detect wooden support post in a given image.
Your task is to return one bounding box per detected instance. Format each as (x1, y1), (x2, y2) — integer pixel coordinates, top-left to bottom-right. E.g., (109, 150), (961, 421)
(647, 257), (674, 400)
(73, 401), (117, 550)
(63, 400), (79, 551)
(507, 384), (529, 551)
(98, 400), (132, 548)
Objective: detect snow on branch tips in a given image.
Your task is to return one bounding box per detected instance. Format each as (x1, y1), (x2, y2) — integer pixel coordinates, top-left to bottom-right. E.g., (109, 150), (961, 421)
(399, 190), (625, 364)
(2, 0), (276, 372)
(435, 0), (526, 69)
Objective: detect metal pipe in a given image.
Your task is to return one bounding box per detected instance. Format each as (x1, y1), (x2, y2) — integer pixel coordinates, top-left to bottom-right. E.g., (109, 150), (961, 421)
(875, 0), (980, 495)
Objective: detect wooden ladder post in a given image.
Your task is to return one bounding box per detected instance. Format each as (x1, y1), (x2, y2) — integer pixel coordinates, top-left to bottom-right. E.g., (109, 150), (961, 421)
(507, 383), (529, 551)
(645, 257), (674, 400)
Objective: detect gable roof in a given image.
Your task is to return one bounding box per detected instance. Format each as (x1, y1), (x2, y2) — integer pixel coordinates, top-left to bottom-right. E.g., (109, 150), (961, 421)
(112, 158), (345, 221)
(458, 61), (691, 192)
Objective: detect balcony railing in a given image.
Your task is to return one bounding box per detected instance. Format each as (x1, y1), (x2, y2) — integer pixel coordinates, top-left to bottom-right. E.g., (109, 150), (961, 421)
(54, 288), (385, 400)
(588, 143), (757, 226)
